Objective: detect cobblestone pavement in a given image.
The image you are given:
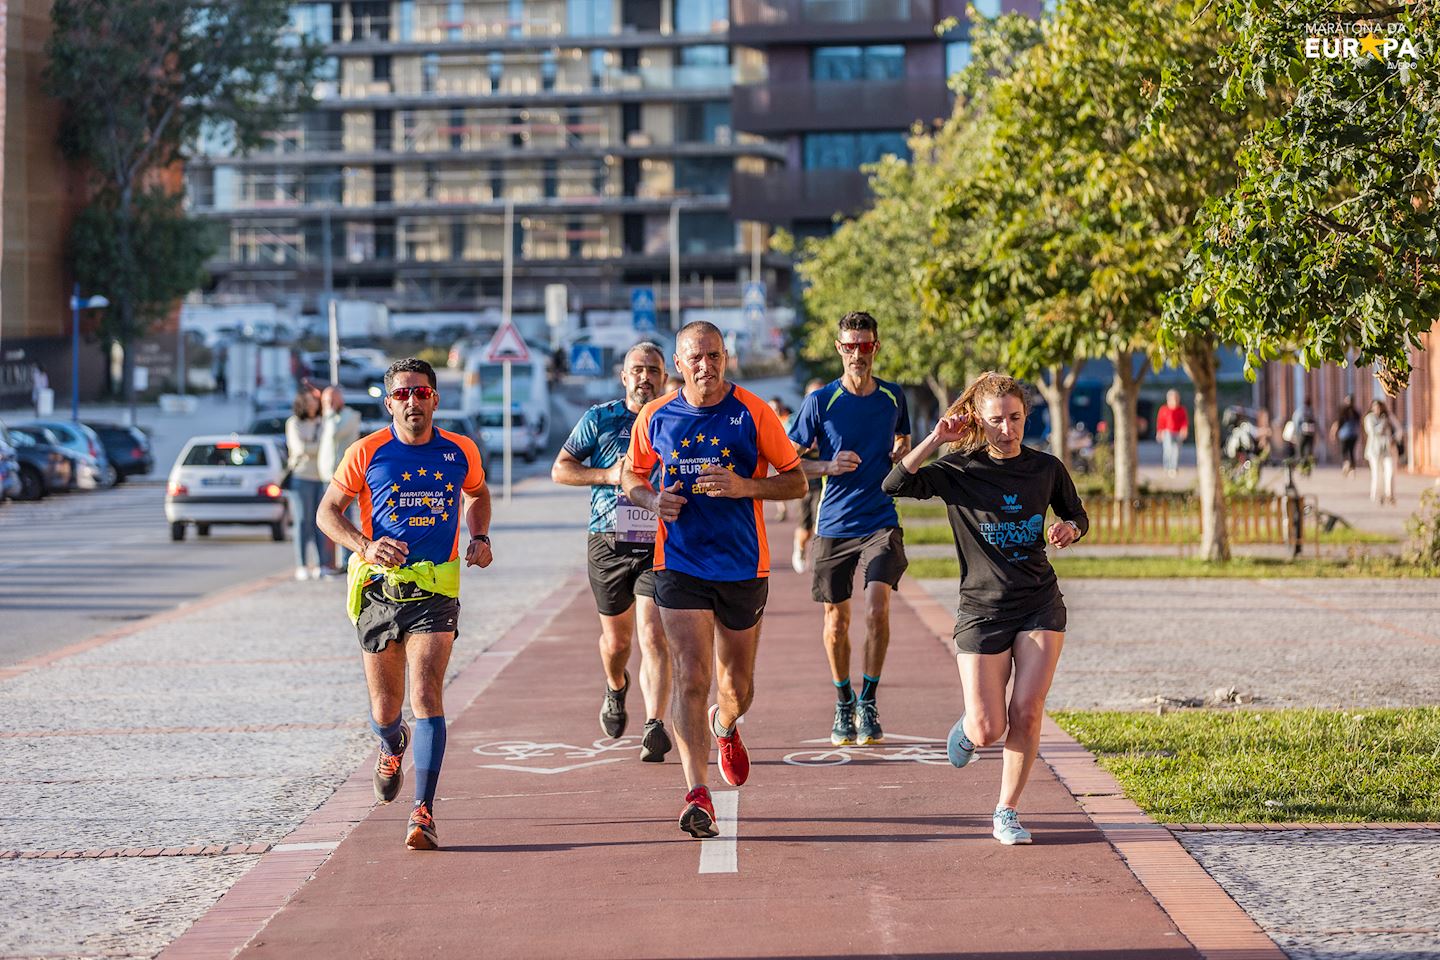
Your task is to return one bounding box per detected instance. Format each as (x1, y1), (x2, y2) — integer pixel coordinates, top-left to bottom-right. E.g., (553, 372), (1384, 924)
(0, 477), (590, 959)
(918, 576), (1440, 960)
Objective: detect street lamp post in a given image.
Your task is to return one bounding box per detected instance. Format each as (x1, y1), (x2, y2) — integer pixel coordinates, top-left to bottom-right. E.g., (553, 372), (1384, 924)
(70, 283), (110, 422)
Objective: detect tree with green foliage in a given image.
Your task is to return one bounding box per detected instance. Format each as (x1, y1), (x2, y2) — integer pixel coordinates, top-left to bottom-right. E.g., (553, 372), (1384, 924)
(46, 0), (324, 409)
(1165, 0), (1440, 395)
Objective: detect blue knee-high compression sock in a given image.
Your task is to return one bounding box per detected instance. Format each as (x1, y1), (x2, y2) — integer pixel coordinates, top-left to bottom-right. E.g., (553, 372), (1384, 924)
(834, 678), (853, 704)
(411, 716), (447, 808)
(369, 713), (406, 755)
(859, 674), (880, 703)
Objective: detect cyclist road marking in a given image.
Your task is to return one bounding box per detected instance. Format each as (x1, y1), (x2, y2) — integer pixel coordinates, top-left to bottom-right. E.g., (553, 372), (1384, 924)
(698, 790), (739, 874)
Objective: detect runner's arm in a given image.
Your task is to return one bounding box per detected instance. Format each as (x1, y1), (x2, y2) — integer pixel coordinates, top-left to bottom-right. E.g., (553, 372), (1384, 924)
(462, 483), (493, 567)
(316, 481), (408, 564)
(551, 447), (620, 487)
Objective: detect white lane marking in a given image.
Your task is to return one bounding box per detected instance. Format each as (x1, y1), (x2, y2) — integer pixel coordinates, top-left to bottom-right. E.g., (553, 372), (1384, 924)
(271, 841), (339, 852)
(699, 790), (739, 874)
(480, 758), (627, 775)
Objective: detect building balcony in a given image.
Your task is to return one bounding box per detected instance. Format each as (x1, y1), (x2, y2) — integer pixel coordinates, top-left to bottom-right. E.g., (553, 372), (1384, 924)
(189, 194), (732, 221)
(191, 138), (786, 169)
(730, 0), (943, 44)
(325, 31), (728, 57)
(732, 79), (952, 134)
(730, 168), (870, 223)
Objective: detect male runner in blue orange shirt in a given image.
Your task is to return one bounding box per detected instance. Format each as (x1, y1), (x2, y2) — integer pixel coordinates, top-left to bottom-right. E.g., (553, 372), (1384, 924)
(623, 321), (807, 838)
(317, 357), (492, 850)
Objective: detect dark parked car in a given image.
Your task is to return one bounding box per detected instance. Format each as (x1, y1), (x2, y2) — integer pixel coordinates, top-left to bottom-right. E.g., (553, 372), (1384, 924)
(1, 421), (75, 499)
(17, 419), (117, 488)
(83, 421), (154, 480)
(245, 409), (292, 462)
(0, 429), (21, 501)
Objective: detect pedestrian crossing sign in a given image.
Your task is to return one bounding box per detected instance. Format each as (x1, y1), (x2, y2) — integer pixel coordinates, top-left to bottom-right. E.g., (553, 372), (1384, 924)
(569, 343), (605, 377)
(483, 322), (531, 364)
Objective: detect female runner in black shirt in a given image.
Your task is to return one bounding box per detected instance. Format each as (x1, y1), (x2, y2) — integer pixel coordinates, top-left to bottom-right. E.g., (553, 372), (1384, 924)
(882, 372), (1088, 845)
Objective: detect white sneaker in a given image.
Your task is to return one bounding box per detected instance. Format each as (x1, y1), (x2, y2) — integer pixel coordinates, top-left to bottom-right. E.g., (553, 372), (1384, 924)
(294, 567), (311, 581)
(791, 544), (806, 574)
(308, 565), (323, 580)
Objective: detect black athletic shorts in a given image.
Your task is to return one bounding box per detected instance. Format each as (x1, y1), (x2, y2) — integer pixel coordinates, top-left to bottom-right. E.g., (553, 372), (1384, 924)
(586, 533), (656, 617)
(952, 591), (1067, 656)
(811, 527), (909, 604)
(355, 579), (460, 654)
(798, 481), (823, 531)
(653, 569), (768, 631)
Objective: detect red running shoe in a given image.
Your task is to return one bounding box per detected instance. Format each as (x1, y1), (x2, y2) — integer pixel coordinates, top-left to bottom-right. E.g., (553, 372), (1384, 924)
(679, 785), (718, 838)
(710, 704), (749, 787)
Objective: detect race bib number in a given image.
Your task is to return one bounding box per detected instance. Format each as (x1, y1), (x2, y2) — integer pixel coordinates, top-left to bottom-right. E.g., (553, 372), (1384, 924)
(614, 493), (658, 544)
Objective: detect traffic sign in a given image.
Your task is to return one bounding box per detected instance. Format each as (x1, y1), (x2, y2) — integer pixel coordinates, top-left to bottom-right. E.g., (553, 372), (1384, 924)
(569, 343), (605, 377)
(742, 281), (766, 308)
(631, 288), (657, 332)
(483, 321), (531, 364)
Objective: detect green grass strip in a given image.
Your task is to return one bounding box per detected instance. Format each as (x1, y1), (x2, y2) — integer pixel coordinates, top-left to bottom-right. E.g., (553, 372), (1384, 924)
(902, 519), (1395, 547)
(1051, 709), (1440, 823)
(907, 554), (1422, 580)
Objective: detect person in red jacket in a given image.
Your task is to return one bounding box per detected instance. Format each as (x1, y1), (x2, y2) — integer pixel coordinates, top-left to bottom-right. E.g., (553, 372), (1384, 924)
(1156, 390), (1189, 476)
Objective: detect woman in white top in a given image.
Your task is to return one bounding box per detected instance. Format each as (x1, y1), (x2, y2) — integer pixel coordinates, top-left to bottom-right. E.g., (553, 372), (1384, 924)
(1362, 399), (1398, 505)
(285, 388), (329, 578)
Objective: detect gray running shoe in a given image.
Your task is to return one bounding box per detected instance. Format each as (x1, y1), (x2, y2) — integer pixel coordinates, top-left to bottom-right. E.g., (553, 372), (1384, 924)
(599, 670), (629, 739)
(373, 720), (410, 804)
(640, 719), (672, 762)
(855, 699), (884, 745)
(406, 802), (438, 850)
(947, 714), (977, 768)
(831, 700), (857, 746)
(993, 806), (1032, 845)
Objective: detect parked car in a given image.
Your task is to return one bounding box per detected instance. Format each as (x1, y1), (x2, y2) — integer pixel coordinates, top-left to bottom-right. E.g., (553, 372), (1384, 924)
(83, 421), (154, 480)
(164, 435), (289, 541)
(244, 408), (292, 462)
(0, 428), (21, 501)
(2, 421), (75, 499)
(17, 419), (117, 488)
(432, 411), (483, 450)
(300, 350), (388, 391)
(461, 353), (551, 463)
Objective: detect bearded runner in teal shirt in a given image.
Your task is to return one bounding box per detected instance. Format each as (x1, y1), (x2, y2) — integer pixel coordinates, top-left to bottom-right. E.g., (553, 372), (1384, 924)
(551, 342), (673, 764)
(787, 311), (912, 749)
(318, 358), (492, 852)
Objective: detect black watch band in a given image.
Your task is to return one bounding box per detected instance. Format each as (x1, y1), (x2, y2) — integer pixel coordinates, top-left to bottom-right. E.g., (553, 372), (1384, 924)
(470, 533), (490, 545)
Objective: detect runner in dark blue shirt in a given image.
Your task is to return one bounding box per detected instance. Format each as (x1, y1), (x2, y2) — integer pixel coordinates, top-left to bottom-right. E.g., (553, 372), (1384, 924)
(787, 311), (911, 747)
(552, 342), (673, 763)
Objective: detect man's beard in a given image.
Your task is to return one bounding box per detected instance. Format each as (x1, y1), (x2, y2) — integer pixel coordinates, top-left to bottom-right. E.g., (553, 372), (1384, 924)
(628, 385), (655, 405)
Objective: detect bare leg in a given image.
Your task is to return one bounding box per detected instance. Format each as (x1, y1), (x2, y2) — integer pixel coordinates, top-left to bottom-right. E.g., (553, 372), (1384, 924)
(661, 606), (717, 790)
(597, 605), (634, 693)
(635, 597), (670, 722)
(405, 631), (456, 718)
(955, 650), (1012, 748)
(822, 600), (851, 684)
(713, 619), (761, 730)
(998, 630), (1065, 810)
(861, 581), (892, 680)
(362, 642), (408, 727)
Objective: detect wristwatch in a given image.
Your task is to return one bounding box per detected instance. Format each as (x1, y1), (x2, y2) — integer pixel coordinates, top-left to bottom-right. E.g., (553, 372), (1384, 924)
(1063, 520), (1081, 538)
(470, 533), (490, 545)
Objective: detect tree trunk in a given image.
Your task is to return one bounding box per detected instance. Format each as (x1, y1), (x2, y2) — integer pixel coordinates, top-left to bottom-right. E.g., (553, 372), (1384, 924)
(1106, 349), (1147, 502)
(117, 187), (138, 424)
(1036, 362), (1083, 468)
(1181, 339), (1230, 562)
(924, 373), (954, 414)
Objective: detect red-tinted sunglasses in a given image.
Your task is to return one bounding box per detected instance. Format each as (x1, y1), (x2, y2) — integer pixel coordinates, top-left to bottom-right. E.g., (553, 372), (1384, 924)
(836, 340), (878, 355)
(389, 385), (436, 401)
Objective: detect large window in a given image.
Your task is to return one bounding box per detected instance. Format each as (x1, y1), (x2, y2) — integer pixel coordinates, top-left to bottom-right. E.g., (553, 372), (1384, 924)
(803, 131), (910, 170)
(811, 45), (905, 82)
(946, 41), (973, 77)
(679, 212), (734, 253)
(678, 101), (732, 143)
(567, 0), (614, 35)
(675, 0), (728, 33)
(290, 4), (333, 43)
(973, 0), (1002, 15)
(675, 157), (732, 195)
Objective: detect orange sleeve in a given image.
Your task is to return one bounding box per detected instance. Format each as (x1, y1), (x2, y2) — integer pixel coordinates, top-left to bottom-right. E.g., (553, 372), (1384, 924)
(745, 394), (802, 473)
(332, 431), (381, 496)
(458, 435), (486, 495)
(627, 402), (659, 476)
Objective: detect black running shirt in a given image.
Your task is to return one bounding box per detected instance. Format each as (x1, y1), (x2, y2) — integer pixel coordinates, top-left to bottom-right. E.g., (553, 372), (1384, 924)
(882, 446), (1088, 617)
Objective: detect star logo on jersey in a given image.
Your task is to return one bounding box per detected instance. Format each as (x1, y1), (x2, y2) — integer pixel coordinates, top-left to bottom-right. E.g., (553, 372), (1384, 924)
(390, 512), (399, 522)
(421, 496), (432, 506)
(445, 483), (453, 492)
(387, 498), (396, 507)
(721, 447), (730, 457)
(726, 463), (735, 471)
(434, 470), (443, 480)
(402, 471), (412, 481)
(669, 466), (678, 475)
(697, 432), (707, 443)
(670, 450), (679, 460)
(418, 467), (427, 477)
(441, 512), (449, 521)
(391, 483), (399, 492)
(711, 436), (719, 445)
(681, 438), (690, 447)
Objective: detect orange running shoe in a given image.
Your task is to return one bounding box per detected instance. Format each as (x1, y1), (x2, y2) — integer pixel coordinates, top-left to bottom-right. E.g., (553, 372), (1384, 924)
(679, 785), (718, 839)
(373, 721), (410, 804)
(406, 802), (439, 850)
(710, 704), (749, 787)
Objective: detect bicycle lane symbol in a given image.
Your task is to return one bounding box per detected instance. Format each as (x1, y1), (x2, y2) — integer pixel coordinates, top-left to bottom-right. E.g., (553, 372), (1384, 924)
(473, 737), (642, 775)
(782, 732), (956, 767)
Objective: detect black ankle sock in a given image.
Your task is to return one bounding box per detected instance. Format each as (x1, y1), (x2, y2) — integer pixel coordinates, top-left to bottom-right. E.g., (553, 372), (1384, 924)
(834, 678), (853, 704)
(860, 674), (880, 702)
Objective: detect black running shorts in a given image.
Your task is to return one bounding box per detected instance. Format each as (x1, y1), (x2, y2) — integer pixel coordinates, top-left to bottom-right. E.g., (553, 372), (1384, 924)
(951, 591), (1067, 656)
(811, 527), (908, 604)
(586, 533), (656, 617)
(653, 569), (768, 631)
(355, 579), (460, 654)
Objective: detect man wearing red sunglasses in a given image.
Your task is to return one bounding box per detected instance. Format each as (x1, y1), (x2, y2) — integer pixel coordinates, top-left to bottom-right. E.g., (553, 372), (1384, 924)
(786, 311), (912, 749)
(317, 357), (492, 851)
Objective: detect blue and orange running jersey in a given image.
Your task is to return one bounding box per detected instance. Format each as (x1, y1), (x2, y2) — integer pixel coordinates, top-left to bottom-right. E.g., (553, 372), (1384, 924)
(627, 383), (800, 581)
(332, 425), (486, 566)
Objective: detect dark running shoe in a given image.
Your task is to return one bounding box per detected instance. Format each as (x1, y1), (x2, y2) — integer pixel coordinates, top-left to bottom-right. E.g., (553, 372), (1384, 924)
(405, 802), (439, 850)
(710, 704), (750, 787)
(599, 670), (630, 739)
(855, 699), (884, 746)
(640, 719), (672, 762)
(373, 720), (411, 804)
(831, 699), (857, 746)
(679, 785), (718, 839)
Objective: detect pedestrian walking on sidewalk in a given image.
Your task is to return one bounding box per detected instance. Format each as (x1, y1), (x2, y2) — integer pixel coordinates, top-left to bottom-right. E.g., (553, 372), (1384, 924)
(317, 358), (493, 851)
(789, 378), (826, 575)
(787, 311), (911, 749)
(1332, 394), (1362, 476)
(551, 342), (673, 762)
(882, 372), (1088, 846)
(1155, 390), (1188, 477)
(285, 388), (329, 579)
(1363, 399), (1400, 505)
(768, 396), (794, 521)
(623, 321), (807, 839)
(319, 386), (363, 573)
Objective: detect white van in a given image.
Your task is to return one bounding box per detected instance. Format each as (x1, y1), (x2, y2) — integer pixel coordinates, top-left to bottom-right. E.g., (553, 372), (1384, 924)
(461, 352), (550, 462)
